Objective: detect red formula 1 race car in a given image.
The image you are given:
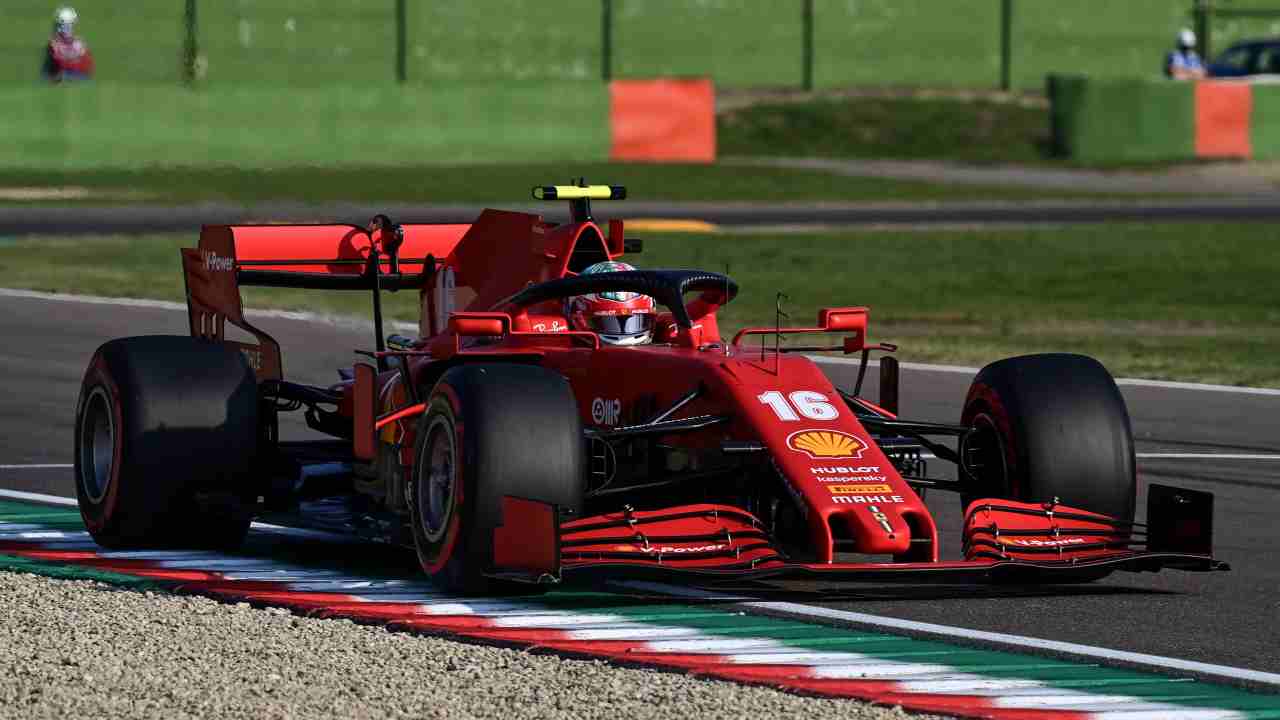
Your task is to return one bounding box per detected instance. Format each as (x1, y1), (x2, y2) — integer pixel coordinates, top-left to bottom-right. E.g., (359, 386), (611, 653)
(73, 185), (1227, 593)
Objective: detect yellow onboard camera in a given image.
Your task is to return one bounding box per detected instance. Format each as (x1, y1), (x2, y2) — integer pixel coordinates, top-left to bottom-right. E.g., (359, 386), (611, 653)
(532, 185), (627, 201)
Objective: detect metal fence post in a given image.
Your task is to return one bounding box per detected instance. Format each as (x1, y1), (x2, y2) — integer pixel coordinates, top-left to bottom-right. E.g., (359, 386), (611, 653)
(183, 0), (198, 85)
(1000, 0), (1013, 91)
(1194, 0), (1211, 60)
(802, 0), (814, 91)
(602, 0), (613, 82)
(396, 0), (407, 83)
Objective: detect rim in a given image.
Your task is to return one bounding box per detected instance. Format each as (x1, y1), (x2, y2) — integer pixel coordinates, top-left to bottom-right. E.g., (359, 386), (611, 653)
(418, 414), (456, 544)
(78, 386), (114, 505)
(964, 413), (1009, 496)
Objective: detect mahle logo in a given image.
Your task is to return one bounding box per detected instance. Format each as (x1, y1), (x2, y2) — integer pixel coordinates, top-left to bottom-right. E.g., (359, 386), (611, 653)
(786, 429), (867, 460)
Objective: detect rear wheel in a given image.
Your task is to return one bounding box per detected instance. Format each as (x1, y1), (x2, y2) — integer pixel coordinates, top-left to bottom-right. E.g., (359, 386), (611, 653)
(409, 363), (584, 594)
(960, 353), (1136, 523)
(74, 336), (258, 548)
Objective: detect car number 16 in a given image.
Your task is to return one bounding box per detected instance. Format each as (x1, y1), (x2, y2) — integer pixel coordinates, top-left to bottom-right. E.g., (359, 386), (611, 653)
(757, 390), (838, 421)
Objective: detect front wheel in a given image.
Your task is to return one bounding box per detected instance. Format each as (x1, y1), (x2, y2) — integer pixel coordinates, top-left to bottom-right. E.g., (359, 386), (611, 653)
(409, 364), (584, 594)
(960, 353), (1136, 523)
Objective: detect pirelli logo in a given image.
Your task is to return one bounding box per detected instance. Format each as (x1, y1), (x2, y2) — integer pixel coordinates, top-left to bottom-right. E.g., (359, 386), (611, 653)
(828, 484), (892, 494)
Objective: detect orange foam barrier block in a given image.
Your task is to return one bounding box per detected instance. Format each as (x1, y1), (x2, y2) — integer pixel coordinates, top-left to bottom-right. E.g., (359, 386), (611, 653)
(610, 78), (716, 163)
(1196, 81), (1253, 159)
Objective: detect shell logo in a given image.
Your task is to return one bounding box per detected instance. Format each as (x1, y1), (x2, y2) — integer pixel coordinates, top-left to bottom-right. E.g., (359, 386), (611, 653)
(786, 429), (867, 460)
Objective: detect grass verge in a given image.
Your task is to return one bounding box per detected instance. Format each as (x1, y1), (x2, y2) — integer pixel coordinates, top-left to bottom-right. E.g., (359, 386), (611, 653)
(2, 223), (1274, 387)
(0, 162), (1095, 206)
(718, 95), (1051, 165)
(0, 84), (610, 169)
(717, 92), (1209, 170)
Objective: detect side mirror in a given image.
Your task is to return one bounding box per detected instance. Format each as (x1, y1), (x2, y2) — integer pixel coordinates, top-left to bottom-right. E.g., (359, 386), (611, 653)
(820, 307), (868, 352)
(605, 219), (644, 256)
(449, 313), (510, 337)
(819, 307), (868, 332)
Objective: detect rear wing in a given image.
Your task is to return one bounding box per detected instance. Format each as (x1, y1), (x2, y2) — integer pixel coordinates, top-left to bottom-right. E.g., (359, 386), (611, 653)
(180, 222), (469, 380)
(181, 185), (631, 380)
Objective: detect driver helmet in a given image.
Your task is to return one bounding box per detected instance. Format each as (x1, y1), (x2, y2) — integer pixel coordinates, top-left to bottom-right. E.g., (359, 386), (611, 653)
(54, 7), (77, 38)
(1177, 28), (1196, 50)
(565, 261), (656, 346)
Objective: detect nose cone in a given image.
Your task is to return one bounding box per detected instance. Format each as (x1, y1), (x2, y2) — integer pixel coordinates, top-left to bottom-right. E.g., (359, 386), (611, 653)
(828, 502), (912, 556)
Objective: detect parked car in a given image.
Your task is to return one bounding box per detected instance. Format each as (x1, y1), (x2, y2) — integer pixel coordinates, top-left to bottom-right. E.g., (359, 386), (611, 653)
(1209, 39), (1280, 77)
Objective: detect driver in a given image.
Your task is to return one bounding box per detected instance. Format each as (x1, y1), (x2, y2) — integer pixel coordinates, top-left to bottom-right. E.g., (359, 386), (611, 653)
(565, 261), (656, 346)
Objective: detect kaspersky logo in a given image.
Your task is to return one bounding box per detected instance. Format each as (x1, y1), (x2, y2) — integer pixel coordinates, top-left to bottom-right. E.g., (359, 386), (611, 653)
(786, 429), (867, 460)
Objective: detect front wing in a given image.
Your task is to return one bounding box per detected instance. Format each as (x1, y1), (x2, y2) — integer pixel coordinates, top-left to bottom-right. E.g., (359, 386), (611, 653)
(488, 484), (1227, 586)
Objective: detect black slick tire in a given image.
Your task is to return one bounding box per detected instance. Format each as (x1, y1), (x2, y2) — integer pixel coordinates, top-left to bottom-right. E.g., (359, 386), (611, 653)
(409, 363), (584, 595)
(74, 336), (258, 549)
(960, 353), (1136, 523)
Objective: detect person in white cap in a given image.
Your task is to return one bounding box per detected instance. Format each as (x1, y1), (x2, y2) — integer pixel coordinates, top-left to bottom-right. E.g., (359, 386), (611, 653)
(42, 6), (95, 82)
(1166, 28), (1206, 80)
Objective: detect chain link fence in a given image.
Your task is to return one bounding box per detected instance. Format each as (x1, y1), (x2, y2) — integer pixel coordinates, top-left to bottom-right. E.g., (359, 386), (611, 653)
(6, 1), (1280, 90)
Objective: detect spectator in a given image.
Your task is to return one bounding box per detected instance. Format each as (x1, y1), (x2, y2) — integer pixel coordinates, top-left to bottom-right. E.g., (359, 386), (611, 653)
(1165, 28), (1206, 80)
(42, 6), (94, 82)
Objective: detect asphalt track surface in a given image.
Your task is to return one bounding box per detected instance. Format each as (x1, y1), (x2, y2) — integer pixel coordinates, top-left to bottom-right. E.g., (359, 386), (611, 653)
(8, 199), (1280, 235)
(1, 293), (1276, 679)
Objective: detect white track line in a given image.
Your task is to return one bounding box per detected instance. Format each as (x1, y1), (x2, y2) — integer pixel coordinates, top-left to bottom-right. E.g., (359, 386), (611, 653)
(0, 287), (417, 333)
(0, 488), (75, 506)
(0, 287), (189, 312)
(9, 455), (1278, 471)
(0, 489), (356, 542)
(2, 286), (1275, 396)
(621, 582), (1280, 688)
(810, 355), (1280, 397)
(6, 454), (1278, 472)
(746, 602), (1280, 688)
(1137, 453), (1280, 461)
(921, 450), (1280, 461)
